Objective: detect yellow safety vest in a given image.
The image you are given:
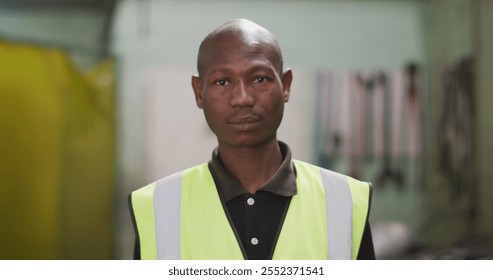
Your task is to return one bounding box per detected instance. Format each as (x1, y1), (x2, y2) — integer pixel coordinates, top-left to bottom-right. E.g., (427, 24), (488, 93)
(130, 160), (371, 260)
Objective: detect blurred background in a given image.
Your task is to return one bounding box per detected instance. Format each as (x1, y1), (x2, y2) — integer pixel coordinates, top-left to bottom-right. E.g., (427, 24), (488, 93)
(0, 0), (492, 260)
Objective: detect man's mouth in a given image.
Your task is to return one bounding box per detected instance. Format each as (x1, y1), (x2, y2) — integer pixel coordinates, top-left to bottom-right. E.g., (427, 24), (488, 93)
(227, 115), (260, 125)
(227, 115), (261, 130)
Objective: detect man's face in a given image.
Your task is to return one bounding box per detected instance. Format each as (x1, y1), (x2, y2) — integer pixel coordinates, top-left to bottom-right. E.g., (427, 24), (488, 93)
(192, 36), (292, 148)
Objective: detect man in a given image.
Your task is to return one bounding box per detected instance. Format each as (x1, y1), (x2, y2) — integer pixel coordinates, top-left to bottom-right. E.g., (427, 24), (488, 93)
(129, 18), (375, 260)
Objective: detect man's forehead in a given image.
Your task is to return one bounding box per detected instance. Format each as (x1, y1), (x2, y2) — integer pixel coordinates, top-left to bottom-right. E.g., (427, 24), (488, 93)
(204, 36), (275, 55)
(201, 43), (279, 73)
(206, 60), (277, 75)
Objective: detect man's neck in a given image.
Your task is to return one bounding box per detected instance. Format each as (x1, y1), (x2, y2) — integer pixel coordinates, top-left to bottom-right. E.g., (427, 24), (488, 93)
(218, 139), (283, 194)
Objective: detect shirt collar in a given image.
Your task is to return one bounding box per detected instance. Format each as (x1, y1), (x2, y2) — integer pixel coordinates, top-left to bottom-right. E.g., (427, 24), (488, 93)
(208, 141), (297, 202)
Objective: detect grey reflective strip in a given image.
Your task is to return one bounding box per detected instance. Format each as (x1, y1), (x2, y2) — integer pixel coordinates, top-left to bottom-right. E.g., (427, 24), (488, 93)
(320, 168), (353, 259)
(153, 172), (182, 259)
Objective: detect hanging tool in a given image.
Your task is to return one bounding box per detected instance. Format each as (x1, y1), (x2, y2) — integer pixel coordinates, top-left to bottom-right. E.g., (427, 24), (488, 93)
(348, 73), (367, 179)
(363, 74), (376, 161)
(375, 72), (404, 189)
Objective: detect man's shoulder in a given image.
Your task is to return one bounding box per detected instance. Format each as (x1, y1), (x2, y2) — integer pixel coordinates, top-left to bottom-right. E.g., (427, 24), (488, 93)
(133, 162), (209, 193)
(292, 159), (342, 176)
(292, 159), (368, 185)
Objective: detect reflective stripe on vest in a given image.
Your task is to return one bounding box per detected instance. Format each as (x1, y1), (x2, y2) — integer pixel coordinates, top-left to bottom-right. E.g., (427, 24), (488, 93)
(131, 160), (370, 260)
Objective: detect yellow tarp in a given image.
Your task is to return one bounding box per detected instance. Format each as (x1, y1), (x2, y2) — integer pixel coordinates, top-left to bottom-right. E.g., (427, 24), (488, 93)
(0, 40), (115, 259)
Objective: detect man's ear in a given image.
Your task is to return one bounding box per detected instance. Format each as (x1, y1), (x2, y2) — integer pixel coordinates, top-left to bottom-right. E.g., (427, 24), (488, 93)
(191, 75), (204, 108)
(281, 69), (293, 102)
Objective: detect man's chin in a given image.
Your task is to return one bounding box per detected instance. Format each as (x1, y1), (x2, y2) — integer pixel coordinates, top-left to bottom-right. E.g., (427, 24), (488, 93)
(218, 135), (277, 149)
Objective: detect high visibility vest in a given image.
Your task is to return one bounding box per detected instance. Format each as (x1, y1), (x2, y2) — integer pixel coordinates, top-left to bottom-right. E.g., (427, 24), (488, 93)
(130, 160), (371, 260)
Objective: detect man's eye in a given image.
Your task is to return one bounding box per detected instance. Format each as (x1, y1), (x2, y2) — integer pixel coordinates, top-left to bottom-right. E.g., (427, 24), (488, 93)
(215, 79), (230, 86)
(254, 77), (268, 83)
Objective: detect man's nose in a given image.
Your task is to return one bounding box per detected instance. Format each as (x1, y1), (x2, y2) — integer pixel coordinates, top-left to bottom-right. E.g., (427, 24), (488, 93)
(230, 80), (255, 107)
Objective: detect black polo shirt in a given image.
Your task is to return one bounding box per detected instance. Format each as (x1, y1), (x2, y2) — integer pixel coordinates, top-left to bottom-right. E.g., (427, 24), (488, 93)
(208, 141), (375, 260)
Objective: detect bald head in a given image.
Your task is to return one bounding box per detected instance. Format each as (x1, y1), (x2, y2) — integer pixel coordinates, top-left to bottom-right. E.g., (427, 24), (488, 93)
(197, 19), (284, 77)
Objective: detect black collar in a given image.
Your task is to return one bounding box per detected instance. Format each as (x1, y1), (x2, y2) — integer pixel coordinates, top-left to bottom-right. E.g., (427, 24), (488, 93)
(208, 141), (297, 201)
